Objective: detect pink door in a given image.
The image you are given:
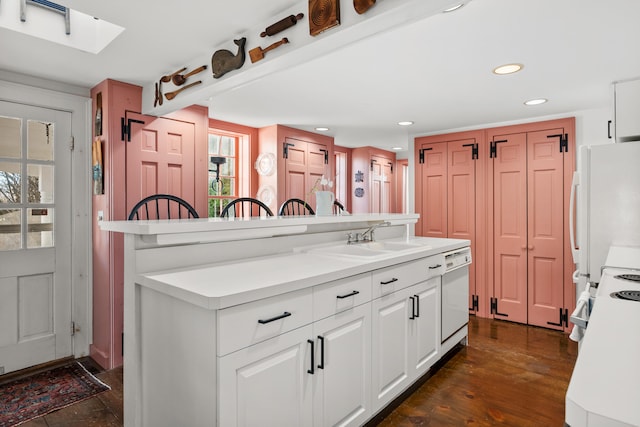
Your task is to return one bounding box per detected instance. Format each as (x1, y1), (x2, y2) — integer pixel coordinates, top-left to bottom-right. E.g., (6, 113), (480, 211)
(493, 133), (527, 323)
(447, 139), (476, 312)
(126, 113), (196, 216)
(527, 129), (565, 330)
(284, 138), (329, 209)
(418, 142), (447, 238)
(371, 155), (393, 213)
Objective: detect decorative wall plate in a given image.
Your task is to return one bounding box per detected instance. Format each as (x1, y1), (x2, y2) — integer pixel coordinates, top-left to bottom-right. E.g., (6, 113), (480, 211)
(257, 185), (276, 207)
(355, 187), (364, 198)
(254, 152), (276, 176)
(309, 0), (340, 36)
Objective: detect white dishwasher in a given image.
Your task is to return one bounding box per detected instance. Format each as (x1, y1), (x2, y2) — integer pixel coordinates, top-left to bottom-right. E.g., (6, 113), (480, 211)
(441, 247), (472, 343)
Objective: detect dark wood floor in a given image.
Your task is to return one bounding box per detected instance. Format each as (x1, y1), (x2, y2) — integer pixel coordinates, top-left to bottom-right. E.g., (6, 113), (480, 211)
(19, 316), (577, 426)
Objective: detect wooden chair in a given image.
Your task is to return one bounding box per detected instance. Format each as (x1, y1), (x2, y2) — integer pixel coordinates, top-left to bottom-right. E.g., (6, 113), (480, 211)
(278, 198), (315, 216)
(220, 197), (274, 218)
(333, 200), (345, 214)
(128, 194), (199, 220)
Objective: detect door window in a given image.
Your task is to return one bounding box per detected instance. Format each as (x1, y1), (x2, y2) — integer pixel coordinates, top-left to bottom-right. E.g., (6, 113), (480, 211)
(208, 132), (238, 217)
(0, 116), (55, 250)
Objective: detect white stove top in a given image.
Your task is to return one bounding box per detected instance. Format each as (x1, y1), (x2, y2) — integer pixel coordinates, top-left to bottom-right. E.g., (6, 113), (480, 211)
(566, 246), (640, 427)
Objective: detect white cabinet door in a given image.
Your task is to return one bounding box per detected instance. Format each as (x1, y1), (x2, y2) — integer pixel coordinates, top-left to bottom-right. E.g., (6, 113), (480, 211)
(218, 325), (313, 427)
(371, 288), (412, 412)
(408, 278), (440, 378)
(312, 303), (371, 427)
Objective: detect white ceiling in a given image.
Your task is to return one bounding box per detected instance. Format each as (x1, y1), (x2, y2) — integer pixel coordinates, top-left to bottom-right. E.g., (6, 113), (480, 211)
(2, 0), (640, 152)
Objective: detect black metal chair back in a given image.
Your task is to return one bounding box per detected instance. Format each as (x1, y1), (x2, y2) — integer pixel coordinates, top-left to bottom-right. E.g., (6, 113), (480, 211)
(278, 198), (315, 216)
(220, 197), (274, 218)
(128, 194), (199, 220)
(333, 200), (345, 214)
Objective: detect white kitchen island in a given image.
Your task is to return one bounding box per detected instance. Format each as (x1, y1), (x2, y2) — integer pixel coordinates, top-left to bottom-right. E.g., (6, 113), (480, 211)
(101, 214), (470, 427)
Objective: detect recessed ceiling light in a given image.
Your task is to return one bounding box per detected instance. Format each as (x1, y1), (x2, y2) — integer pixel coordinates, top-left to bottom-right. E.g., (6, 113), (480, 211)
(443, 4), (464, 12)
(315, 127), (329, 131)
(493, 63), (523, 75)
(392, 147), (404, 151)
(397, 121), (414, 126)
(524, 98), (548, 106)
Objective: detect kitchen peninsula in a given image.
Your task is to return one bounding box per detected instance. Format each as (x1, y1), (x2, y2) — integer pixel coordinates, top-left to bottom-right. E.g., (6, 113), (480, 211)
(101, 214), (470, 427)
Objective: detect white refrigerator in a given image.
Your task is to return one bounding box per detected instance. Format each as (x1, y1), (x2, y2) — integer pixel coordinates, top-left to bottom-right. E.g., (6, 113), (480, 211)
(572, 141), (640, 289)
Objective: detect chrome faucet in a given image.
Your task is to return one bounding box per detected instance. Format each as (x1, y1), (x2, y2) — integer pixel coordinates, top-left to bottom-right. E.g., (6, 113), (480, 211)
(347, 221), (391, 244)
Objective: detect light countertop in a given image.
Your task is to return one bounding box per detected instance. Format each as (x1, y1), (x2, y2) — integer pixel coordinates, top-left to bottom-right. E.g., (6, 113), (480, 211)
(136, 236), (469, 310)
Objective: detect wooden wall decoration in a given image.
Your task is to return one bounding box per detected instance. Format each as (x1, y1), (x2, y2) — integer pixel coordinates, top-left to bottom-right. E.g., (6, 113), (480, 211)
(211, 38), (247, 79)
(261, 13), (305, 37)
(309, 0), (340, 36)
(354, 0), (376, 14)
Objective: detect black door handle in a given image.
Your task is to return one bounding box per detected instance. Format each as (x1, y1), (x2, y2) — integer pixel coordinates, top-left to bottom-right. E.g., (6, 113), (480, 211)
(258, 311), (291, 324)
(336, 290), (360, 299)
(307, 339), (314, 374)
(317, 336), (325, 369)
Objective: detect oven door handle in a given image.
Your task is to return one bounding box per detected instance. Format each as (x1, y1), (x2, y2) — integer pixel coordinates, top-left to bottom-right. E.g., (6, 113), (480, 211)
(569, 283), (591, 329)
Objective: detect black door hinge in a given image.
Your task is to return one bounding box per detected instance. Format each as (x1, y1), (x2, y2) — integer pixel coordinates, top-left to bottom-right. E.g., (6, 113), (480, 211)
(388, 162), (394, 173)
(370, 158), (378, 171)
(547, 308), (569, 328)
(469, 294), (479, 312)
(489, 140), (507, 159)
(319, 149), (329, 164)
(418, 147), (433, 164)
(121, 117), (145, 142)
(283, 142), (294, 159)
(490, 297), (508, 317)
(462, 143), (479, 160)
(547, 133), (569, 153)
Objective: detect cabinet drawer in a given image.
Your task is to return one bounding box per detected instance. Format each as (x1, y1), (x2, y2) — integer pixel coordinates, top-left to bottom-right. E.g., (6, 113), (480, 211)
(313, 273), (372, 321)
(372, 255), (444, 298)
(217, 287), (313, 356)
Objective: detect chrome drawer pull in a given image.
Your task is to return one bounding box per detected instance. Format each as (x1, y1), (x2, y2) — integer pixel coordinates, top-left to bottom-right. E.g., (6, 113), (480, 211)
(336, 290), (360, 299)
(380, 278), (398, 285)
(429, 264), (442, 269)
(258, 311), (291, 324)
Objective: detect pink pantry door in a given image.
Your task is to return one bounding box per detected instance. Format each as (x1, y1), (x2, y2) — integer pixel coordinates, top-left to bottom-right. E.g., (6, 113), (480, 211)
(418, 142), (447, 237)
(526, 129), (565, 330)
(447, 139), (476, 313)
(493, 133), (527, 323)
(125, 113), (196, 216)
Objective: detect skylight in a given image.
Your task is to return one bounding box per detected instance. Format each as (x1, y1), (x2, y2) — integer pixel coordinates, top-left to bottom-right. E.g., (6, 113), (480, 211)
(0, 0), (124, 54)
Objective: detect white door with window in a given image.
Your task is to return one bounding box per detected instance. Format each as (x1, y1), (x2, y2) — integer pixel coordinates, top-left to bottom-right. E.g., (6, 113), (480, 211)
(0, 100), (73, 374)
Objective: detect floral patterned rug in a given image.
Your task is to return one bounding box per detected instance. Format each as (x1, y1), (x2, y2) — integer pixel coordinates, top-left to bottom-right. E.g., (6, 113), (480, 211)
(0, 362), (110, 427)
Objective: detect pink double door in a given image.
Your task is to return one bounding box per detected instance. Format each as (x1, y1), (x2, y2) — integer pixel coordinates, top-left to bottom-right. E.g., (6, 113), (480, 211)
(492, 128), (566, 329)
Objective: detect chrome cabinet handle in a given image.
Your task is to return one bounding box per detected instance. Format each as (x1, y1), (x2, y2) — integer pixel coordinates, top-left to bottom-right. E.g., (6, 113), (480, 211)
(258, 311), (291, 324)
